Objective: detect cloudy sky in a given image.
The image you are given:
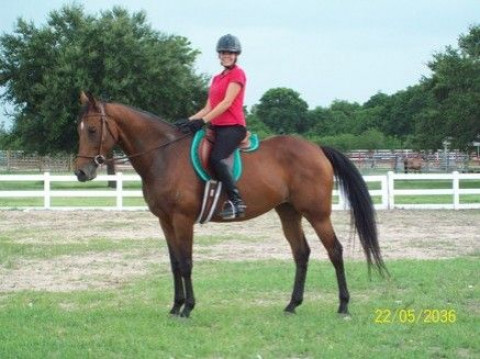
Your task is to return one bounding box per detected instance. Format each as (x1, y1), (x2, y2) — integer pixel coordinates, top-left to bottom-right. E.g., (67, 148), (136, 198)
(0, 0), (479, 127)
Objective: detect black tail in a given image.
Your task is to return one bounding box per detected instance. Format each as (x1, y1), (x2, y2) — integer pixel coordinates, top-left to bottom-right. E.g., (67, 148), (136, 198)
(321, 146), (388, 277)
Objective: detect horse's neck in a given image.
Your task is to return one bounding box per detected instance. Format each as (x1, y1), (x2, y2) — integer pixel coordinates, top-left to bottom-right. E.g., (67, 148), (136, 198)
(108, 104), (179, 176)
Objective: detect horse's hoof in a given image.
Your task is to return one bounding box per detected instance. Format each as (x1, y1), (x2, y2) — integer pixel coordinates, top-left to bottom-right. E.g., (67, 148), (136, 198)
(284, 306), (297, 315)
(338, 312), (351, 320)
(180, 310), (191, 318)
(169, 309), (181, 316)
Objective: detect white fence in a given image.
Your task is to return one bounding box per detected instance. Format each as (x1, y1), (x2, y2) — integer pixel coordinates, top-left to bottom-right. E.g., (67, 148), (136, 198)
(0, 171), (479, 211)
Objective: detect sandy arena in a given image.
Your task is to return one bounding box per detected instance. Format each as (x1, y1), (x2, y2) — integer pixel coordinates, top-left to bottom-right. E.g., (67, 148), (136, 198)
(0, 209), (479, 292)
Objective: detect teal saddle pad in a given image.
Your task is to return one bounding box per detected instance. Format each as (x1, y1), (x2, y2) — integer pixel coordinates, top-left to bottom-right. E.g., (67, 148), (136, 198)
(190, 129), (259, 182)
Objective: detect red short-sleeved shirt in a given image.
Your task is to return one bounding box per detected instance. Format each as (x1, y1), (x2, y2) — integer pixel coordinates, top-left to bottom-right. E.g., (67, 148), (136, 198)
(208, 65), (246, 127)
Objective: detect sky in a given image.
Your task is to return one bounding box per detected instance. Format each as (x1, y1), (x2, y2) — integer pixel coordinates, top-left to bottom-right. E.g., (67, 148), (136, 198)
(0, 0), (479, 128)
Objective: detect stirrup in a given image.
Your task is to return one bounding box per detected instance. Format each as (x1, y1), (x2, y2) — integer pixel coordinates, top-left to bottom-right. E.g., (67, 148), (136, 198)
(218, 200), (246, 220)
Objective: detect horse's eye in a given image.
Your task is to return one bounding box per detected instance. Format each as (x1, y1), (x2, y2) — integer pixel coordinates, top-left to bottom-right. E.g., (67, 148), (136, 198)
(88, 127), (96, 134)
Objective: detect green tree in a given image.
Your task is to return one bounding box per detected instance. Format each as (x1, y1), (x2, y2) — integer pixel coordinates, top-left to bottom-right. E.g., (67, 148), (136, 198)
(328, 100), (361, 135)
(386, 85), (433, 141)
(0, 5), (207, 154)
(310, 133), (357, 152)
(356, 128), (386, 150)
(361, 92), (392, 133)
(416, 25), (480, 150)
(255, 87), (311, 134)
(307, 106), (334, 136)
(245, 110), (273, 139)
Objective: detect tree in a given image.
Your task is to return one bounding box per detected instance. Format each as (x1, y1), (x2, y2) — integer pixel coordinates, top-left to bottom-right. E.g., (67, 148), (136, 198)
(307, 106), (334, 137)
(0, 5), (207, 154)
(386, 85), (433, 141)
(356, 128), (387, 150)
(361, 92), (392, 134)
(416, 25), (480, 150)
(255, 87), (311, 134)
(245, 110), (273, 139)
(327, 100), (361, 135)
(310, 133), (357, 152)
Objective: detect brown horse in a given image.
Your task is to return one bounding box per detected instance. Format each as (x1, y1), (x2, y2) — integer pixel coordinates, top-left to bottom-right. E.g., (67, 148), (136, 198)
(404, 156), (424, 173)
(75, 92), (387, 318)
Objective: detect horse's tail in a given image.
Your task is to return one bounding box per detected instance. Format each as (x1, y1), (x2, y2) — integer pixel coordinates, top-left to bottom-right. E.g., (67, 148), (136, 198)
(321, 146), (389, 277)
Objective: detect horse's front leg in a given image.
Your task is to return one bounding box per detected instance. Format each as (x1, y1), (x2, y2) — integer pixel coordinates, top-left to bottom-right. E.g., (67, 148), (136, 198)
(166, 243), (185, 315)
(160, 217), (195, 318)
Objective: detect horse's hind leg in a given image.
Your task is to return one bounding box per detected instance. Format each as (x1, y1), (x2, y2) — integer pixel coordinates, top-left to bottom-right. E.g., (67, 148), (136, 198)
(275, 203), (311, 314)
(305, 214), (350, 315)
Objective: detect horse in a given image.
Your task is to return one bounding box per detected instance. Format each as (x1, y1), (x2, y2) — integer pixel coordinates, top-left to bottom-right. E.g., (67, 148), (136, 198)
(75, 92), (388, 318)
(404, 156), (424, 173)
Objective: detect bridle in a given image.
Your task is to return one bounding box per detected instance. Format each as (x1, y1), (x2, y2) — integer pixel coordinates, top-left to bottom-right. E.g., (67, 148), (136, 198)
(75, 103), (113, 166)
(76, 102), (190, 166)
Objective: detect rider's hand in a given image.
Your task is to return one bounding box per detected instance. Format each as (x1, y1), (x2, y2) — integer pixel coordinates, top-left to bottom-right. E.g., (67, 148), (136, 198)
(187, 119), (206, 133)
(174, 118), (205, 134)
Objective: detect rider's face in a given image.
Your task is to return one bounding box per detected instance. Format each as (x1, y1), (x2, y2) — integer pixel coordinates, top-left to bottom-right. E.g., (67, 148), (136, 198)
(218, 51), (237, 67)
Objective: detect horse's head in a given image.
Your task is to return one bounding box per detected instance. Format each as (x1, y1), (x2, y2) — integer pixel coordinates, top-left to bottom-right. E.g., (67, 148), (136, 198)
(75, 92), (119, 182)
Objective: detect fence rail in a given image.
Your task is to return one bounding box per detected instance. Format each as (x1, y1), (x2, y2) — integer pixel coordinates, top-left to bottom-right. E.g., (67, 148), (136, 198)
(0, 172), (479, 211)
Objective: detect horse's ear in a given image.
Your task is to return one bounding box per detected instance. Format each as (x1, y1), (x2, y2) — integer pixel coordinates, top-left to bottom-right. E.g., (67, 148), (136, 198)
(80, 91), (89, 104)
(80, 91), (101, 112)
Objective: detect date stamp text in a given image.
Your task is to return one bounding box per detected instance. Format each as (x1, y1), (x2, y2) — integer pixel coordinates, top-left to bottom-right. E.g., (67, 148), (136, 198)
(374, 308), (457, 324)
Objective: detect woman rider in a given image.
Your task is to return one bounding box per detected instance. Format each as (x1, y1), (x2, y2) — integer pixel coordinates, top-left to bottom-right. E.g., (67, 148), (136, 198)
(178, 34), (247, 220)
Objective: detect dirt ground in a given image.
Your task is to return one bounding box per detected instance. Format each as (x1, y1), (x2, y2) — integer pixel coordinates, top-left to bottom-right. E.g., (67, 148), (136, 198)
(0, 209), (479, 292)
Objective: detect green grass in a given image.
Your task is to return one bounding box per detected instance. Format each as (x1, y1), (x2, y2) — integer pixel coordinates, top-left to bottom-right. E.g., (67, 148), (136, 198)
(0, 236), (159, 265)
(0, 258), (478, 358)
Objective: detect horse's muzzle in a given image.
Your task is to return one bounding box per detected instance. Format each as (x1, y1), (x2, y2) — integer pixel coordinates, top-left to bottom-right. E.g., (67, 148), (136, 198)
(74, 158), (99, 182)
(75, 169), (89, 182)
(74, 167), (97, 182)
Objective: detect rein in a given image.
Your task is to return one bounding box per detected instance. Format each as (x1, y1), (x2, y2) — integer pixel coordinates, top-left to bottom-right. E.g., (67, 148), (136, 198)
(76, 103), (191, 166)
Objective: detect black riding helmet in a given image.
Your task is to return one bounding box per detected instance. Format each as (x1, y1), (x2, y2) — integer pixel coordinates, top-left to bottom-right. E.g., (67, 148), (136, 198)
(216, 34), (242, 54)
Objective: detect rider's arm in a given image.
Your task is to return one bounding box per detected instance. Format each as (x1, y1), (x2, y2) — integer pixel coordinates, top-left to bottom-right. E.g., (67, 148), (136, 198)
(189, 100), (212, 120)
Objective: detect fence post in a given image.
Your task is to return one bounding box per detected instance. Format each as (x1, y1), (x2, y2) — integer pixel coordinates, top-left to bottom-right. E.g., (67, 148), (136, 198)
(380, 175), (388, 209)
(387, 171), (395, 210)
(44, 172), (51, 209)
(116, 172), (123, 210)
(453, 171), (460, 210)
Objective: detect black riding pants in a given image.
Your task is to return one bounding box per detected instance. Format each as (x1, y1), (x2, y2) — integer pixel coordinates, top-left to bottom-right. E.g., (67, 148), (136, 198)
(209, 125), (247, 199)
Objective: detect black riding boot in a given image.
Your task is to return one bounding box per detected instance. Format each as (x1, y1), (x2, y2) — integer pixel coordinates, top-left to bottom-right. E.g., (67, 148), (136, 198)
(212, 159), (246, 220)
(219, 188), (246, 220)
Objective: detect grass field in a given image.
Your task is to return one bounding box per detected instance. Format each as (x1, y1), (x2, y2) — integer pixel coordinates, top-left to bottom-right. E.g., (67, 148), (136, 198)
(0, 209), (479, 358)
(0, 259), (478, 358)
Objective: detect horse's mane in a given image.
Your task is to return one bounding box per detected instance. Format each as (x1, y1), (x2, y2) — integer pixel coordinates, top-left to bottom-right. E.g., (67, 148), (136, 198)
(117, 103), (176, 129)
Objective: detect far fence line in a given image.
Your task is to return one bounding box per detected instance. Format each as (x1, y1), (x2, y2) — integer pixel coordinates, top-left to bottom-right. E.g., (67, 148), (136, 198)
(0, 172), (479, 211)
(1, 150), (479, 173)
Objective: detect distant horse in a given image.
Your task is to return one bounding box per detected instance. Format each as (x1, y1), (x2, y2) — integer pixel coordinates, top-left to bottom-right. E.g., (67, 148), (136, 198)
(75, 92), (387, 318)
(404, 156), (424, 173)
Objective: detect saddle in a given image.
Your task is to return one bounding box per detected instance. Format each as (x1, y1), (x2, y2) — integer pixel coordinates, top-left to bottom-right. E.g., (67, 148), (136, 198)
(190, 128), (259, 224)
(191, 128), (259, 181)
